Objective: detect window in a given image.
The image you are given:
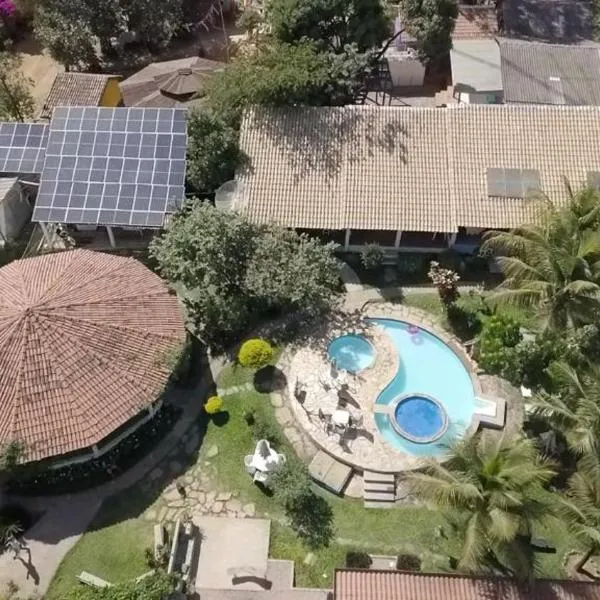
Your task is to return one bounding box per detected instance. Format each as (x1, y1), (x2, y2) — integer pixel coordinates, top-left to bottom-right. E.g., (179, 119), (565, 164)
(486, 168), (541, 198)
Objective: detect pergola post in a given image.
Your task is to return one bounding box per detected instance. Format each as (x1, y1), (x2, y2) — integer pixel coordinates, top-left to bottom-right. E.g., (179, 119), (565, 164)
(394, 230), (402, 248)
(344, 229), (351, 250)
(448, 232), (457, 247)
(106, 225), (116, 248)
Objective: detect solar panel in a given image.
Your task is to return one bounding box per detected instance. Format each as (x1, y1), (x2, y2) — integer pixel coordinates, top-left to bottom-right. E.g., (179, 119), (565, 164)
(33, 107), (187, 227)
(0, 123), (48, 174)
(486, 168), (541, 198)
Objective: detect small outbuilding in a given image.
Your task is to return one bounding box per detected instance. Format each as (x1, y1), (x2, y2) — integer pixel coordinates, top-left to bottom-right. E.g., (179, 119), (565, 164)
(0, 249), (186, 464)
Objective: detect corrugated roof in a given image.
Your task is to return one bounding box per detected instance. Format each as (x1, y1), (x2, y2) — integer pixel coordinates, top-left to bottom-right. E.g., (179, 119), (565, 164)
(502, 0), (594, 43)
(500, 41), (600, 105)
(453, 5), (498, 40)
(42, 73), (118, 119)
(238, 104), (600, 233)
(334, 570), (600, 600)
(0, 249), (186, 462)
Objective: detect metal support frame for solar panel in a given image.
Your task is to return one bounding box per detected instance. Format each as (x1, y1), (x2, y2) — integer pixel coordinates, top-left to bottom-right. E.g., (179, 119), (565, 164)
(33, 107), (187, 228)
(0, 123), (48, 174)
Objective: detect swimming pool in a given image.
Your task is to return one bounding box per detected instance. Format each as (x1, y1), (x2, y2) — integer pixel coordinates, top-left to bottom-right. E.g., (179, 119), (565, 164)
(328, 334), (376, 373)
(371, 318), (477, 457)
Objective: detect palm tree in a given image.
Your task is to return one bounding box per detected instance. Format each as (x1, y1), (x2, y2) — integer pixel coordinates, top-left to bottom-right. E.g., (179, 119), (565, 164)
(558, 452), (600, 573)
(481, 193), (600, 331)
(407, 433), (555, 580)
(530, 362), (600, 457)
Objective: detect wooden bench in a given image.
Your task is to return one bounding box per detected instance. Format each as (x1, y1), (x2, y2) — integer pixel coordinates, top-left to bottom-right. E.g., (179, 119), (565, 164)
(77, 571), (113, 588)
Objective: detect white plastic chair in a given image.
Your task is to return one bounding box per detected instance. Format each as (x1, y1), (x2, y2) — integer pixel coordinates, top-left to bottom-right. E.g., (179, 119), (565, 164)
(244, 455), (255, 474)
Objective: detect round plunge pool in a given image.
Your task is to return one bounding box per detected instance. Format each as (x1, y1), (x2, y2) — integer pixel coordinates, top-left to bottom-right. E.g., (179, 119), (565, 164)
(391, 394), (449, 444)
(327, 334), (375, 374)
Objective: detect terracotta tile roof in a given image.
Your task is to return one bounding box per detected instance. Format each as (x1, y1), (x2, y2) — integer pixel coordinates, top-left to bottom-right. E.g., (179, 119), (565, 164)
(238, 106), (453, 233)
(41, 73), (119, 119)
(0, 249), (186, 462)
(453, 5), (498, 39)
(334, 570), (600, 600)
(239, 105), (600, 233)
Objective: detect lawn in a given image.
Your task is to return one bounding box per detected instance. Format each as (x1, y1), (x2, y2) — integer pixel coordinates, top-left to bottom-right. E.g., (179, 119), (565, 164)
(47, 315), (574, 596)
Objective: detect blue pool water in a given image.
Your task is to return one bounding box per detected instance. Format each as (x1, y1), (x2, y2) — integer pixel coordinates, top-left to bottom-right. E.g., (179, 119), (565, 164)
(327, 334), (375, 374)
(371, 318), (477, 457)
(394, 396), (447, 443)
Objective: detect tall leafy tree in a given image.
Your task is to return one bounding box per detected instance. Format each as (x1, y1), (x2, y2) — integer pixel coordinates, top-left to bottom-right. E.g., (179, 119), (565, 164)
(531, 362), (600, 456)
(185, 109), (241, 195)
(558, 452), (600, 573)
(0, 52), (35, 121)
(265, 0), (389, 52)
(387, 0), (458, 60)
(206, 41), (367, 126)
(120, 0), (183, 49)
(150, 202), (341, 348)
(482, 200), (600, 331)
(34, 0), (99, 70)
(408, 434), (555, 580)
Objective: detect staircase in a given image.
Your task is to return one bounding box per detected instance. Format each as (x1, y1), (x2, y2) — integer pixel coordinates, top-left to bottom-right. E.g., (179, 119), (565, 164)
(363, 471), (396, 508)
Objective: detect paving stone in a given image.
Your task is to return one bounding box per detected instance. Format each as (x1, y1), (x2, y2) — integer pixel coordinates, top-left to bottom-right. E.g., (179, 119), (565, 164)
(206, 491), (216, 503)
(206, 444), (219, 458)
(169, 499), (187, 509)
(212, 501), (223, 514)
(164, 487), (181, 502)
(270, 394), (283, 408)
(242, 503), (256, 517)
(226, 499), (242, 513)
(275, 406), (293, 425)
(284, 426), (302, 445)
(216, 492), (232, 502)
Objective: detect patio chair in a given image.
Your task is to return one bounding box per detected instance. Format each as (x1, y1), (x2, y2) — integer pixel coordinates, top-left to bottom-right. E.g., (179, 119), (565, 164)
(244, 455), (255, 475)
(253, 470), (270, 485)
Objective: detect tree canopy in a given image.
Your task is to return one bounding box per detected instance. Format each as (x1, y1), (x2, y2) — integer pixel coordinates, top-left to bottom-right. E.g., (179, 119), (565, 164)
(149, 201), (341, 348)
(408, 434), (555, 580)
(0, 51), (35, 122)
(265, 0), (389, 52)
(185, 109), (242, 195)
(398, 0), (458, 60)
(205, 41), (367, 126)
(482, 192), (600, 331)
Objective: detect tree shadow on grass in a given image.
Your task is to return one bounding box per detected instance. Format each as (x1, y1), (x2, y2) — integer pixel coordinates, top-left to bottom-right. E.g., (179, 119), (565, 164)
(210, 411), (230, 427)
(253, 366), (287, 394)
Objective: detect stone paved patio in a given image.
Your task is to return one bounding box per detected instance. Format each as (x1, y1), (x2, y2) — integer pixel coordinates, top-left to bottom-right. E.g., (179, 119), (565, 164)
(279, 304), (500, 473)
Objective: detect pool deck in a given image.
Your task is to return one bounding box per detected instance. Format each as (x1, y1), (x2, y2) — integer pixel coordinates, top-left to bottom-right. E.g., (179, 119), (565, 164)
(279, 303), (500, 474)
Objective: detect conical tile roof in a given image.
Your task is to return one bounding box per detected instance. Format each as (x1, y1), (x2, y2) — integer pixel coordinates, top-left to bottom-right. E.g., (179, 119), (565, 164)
(0, 250), (186, 462)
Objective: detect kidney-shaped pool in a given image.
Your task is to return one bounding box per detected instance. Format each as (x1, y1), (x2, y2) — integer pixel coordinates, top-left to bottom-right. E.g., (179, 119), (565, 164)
(371, 318), (477, 457)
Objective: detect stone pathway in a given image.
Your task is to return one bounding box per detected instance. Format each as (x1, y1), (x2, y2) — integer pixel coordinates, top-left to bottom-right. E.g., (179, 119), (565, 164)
(217, 382), (254, 397)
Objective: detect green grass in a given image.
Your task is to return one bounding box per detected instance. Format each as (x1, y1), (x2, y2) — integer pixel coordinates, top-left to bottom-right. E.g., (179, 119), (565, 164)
(47, 345), (575, 596)
(48, 489), (153, 599)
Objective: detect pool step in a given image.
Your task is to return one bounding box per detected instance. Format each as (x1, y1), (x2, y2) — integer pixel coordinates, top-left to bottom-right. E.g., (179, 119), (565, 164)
(363, 471), (396, 509)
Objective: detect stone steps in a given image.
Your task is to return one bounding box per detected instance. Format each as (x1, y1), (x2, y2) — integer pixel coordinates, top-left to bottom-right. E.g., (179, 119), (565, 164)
(363, 471), (396, 508)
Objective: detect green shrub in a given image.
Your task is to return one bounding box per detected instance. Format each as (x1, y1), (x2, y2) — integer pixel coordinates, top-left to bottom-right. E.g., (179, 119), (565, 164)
(446, 302), (482, 341)
(396, 553), (421, 571)
(238, 338), (274, 369)
(205, 396), (223, 414)
(360, 243), (384, 271)
(476, 314), (522, 376)
(345, 550), (372, 569)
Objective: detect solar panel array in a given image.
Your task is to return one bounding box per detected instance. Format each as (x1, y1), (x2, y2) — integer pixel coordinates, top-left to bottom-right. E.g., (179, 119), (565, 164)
(33, 107), (187, 227)
(0, 123), (48, 174)
(486, 168), (541, 198)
